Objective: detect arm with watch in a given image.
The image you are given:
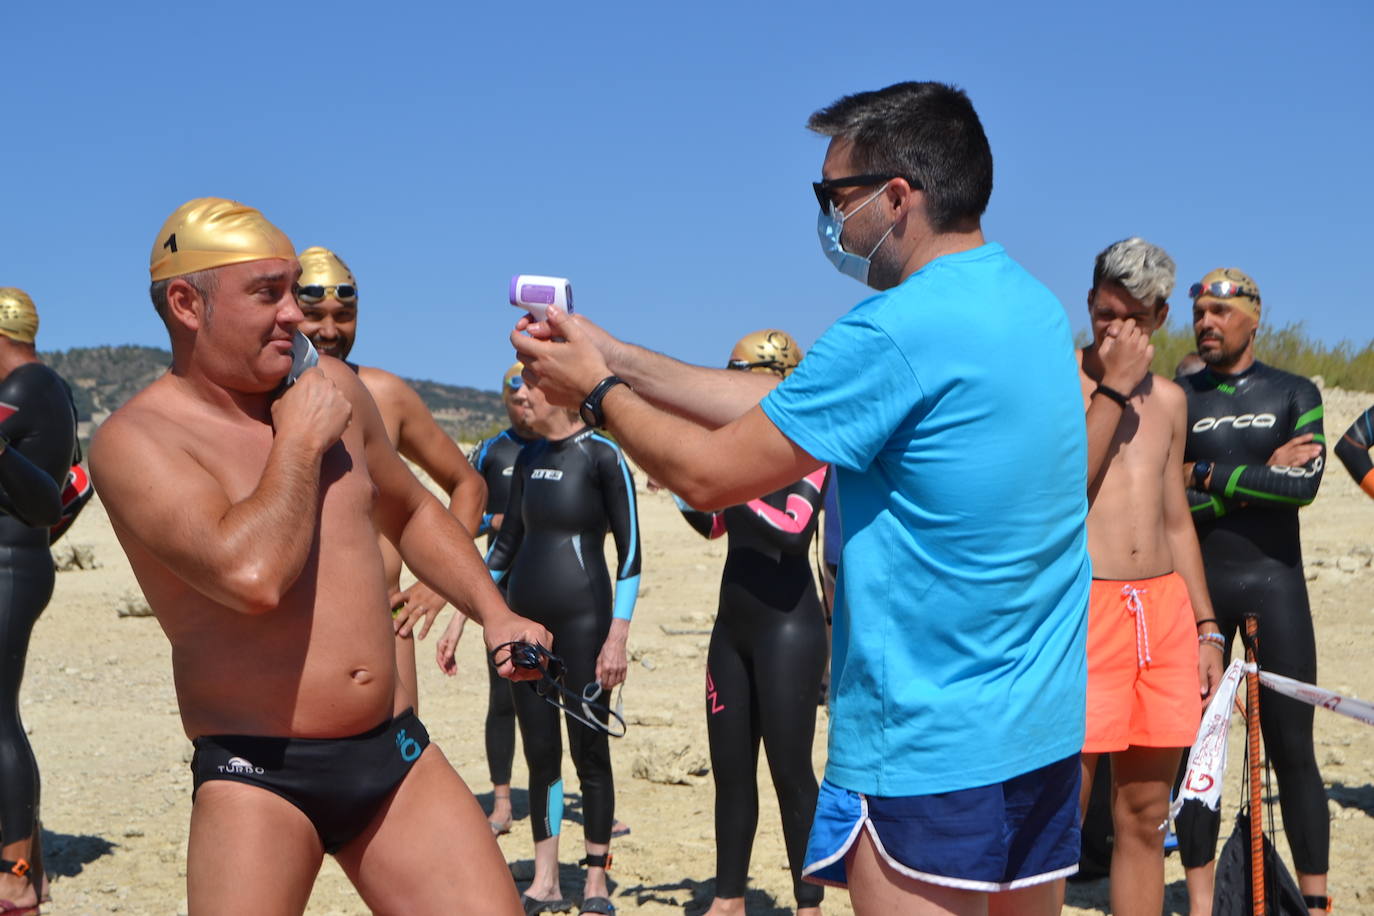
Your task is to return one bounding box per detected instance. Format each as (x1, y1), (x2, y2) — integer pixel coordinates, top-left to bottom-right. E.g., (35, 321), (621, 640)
(525, 311), (820, 512)
(1185, 384), (1326, 521)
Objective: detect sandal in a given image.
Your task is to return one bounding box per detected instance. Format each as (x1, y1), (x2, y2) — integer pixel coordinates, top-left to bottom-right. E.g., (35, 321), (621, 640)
(610, 821), (630, 838)
(579, 896), (615, 915)
(0, 858), (38, 915)
(520, 893), (571, 915)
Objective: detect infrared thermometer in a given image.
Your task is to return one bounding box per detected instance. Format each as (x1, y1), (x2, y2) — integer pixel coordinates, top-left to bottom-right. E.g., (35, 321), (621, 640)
(510, 275), (574, 322)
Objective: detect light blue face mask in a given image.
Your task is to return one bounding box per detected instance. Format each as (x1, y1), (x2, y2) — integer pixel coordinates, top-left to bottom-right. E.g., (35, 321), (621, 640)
(816, 182), (896, 286)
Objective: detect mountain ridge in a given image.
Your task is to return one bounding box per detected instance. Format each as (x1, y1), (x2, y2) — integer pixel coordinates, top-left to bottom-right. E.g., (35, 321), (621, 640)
(42, 344), (506, 442)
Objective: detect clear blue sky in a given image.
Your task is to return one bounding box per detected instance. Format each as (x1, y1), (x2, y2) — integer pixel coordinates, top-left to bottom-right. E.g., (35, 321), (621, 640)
(4, 0), (1371, 389)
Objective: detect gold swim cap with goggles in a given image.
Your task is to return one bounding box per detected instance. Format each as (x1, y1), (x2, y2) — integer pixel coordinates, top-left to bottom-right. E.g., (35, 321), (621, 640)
(727, 329), (803, 378)
(1189, 268), (1261, 321)
(296, 246), (358, 305)
(503, 362), (525, 392)
(150, 197), (296, 282)
(0, 288), (39, 344)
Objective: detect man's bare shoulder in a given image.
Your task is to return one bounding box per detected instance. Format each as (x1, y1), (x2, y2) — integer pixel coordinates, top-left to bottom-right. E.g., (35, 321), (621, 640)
(90, 377), (181, 470)
(355, 364), (409, 395)
(354, 364), (429, 417)
(1147, 374), (1186, 410)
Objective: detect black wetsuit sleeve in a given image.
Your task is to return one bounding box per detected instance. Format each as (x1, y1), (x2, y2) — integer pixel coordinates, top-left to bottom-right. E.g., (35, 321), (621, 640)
(468, 438), (497, 536)
(0, 445), (63, 528)
(0, 368), (71, 529)
(1197, 382), (1324, 508)
(597, 441), (641, 620)
(730, 466), (829, 553)
(1335, 406), (1374, 491)
(485, 451), (526, 584)
(672, 493), (723, 539)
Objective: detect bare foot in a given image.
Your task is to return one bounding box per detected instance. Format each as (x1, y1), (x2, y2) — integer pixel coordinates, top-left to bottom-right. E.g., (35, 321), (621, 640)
(702, 896), (744, 916)
(489, 790), (513, 835)
(0, 870), (37, 911)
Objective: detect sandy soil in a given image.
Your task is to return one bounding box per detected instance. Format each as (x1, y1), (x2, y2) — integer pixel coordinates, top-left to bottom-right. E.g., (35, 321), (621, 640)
(25, 384), (1374, 914)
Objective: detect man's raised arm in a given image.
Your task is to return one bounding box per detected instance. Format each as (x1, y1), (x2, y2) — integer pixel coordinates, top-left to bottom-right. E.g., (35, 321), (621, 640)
(89, 369), (352, 615)
(518, 309), (777, 429)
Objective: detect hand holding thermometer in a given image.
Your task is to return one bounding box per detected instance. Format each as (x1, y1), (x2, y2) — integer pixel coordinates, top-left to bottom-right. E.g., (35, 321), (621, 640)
(510, 275), (574, 322)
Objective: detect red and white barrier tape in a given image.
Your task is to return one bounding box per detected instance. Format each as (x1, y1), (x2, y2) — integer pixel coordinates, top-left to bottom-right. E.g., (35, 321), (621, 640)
(1172, 660), (1372, 819)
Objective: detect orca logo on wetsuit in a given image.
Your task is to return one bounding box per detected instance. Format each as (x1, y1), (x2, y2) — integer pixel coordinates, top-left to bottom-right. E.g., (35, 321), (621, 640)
(1269, 455), (1323, 479)
(1191, 413), (1277, 433)
(530, 468), (564, 480)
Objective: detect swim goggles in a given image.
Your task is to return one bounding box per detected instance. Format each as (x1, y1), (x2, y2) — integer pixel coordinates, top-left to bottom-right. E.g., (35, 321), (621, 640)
(490, 641), (627, 738)
(726, 358), (785, 373)
(506, 375), (524, 390)
(296, 283), (358, 305)
(1188, 280), (1258, 301)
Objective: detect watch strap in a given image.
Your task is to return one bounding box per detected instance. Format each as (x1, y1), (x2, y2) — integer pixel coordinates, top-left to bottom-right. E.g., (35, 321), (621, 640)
(580, 376), (628, 429)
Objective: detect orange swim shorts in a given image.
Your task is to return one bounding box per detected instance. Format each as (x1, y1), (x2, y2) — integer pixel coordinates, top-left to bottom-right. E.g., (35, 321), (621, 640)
(1083, 571), (1201, 754)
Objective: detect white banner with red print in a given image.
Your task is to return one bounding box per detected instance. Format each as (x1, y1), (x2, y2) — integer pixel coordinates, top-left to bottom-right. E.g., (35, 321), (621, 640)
(1172, 659), (1374, 819)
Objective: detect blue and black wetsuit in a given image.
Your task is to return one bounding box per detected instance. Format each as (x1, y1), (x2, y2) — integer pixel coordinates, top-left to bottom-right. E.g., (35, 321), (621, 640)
(1177, 361), (1328, 875)
(675, 467), (828, 909)
(469, 428), (534, 789)
(487, 427), (640, 844)
(1334, 405), (1374, 497)
(0, 363), (77, 850)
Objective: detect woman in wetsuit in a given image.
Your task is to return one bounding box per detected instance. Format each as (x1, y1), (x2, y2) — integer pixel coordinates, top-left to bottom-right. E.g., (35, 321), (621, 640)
(485, 380), (640, 916)
(673, 330), (827, 916)
(0, 288), (78, 913)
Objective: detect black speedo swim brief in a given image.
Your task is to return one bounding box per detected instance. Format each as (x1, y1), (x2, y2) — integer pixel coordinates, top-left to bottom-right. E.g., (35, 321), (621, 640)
(190, 707), (430, 853)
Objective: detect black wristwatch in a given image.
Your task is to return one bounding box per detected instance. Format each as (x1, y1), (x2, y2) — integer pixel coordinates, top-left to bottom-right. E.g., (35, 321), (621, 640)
(1192, 459), (1213, 490)
(580, 376), (629, 429)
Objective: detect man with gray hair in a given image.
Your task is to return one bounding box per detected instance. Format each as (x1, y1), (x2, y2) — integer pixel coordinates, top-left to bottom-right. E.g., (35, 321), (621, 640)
(1076, 237), (1223, 916)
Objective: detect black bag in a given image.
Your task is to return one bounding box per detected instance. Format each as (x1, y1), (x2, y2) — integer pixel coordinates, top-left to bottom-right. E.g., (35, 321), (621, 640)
(1211, 810), (1307, 916)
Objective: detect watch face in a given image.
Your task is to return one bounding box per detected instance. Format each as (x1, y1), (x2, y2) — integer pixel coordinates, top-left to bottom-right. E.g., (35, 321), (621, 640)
(580, 402), (599, 428)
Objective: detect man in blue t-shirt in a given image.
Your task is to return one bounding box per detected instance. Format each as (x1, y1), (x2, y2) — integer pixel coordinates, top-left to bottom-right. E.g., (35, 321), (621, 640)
(513, 81), (1089, 916)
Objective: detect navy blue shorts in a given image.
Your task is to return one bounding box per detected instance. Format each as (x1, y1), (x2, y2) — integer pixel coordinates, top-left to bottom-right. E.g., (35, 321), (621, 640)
(802, 754), (1081, 892)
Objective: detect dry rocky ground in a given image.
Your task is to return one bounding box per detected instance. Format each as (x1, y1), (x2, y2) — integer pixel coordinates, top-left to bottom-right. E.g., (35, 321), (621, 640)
(25, 385), (1374, 914)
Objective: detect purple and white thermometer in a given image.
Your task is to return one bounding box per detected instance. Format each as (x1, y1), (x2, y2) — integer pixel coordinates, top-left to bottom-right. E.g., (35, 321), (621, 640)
(510, 275), (574, 322)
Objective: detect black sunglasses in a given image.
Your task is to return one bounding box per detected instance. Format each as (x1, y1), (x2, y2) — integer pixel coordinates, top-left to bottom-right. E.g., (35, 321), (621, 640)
(812, 173), (922, 212)
(297, 283), (358, 305)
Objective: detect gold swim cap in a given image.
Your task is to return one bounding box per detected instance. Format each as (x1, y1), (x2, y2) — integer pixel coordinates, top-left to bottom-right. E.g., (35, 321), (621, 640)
(729, 329), (803, 378)
(0, 288), (38, 344)
(503, 362), (525, 391)
(1190, 267), (1261, 321)
(150, 197), (295, 282)
(297, 246), (357, 289)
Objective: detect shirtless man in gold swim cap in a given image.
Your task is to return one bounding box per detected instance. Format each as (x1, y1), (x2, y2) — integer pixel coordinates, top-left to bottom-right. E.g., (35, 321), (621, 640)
(294, 245), (486, 714)
(90, 197), (547, 914)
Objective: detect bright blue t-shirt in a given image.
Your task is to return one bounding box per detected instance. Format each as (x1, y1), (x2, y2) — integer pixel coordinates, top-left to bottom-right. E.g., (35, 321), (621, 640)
(760, 242), (1089, 797)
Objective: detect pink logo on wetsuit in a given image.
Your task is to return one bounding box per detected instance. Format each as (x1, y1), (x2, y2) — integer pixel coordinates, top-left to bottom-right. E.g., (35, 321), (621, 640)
(706, 671), (725, 714)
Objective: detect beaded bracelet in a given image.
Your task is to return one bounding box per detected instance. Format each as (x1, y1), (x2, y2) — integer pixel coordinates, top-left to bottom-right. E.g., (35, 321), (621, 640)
(1198, 633), (1227, 651)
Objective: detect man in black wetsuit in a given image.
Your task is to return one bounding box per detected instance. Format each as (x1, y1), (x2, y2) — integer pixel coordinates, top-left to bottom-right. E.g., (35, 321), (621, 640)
(1177, 268), (1330, 916)
(438, 363), (535, 836)
(0, 287), (79, 912)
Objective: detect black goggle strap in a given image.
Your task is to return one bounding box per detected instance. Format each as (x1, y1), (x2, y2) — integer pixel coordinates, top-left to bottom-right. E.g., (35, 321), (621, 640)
(488, 642), (626, 737)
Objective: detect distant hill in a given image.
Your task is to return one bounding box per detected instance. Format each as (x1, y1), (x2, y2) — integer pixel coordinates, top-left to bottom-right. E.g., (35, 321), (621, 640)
(41, 345), (506, 442)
